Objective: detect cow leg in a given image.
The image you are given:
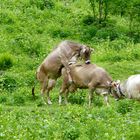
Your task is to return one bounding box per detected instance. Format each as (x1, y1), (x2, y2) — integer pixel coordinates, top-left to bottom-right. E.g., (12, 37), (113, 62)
(40, 77), (48, 104)
(46, 79), (56, 105)
(88, 81), (98, 107)
(59, 83), (69, 105)
(88, 88), (95, 107)
(59, 68), (70, 105)
(103, 93), (109, 106)
(59, 88), (64, 105)
(67, 72), (73, 84)
(64, 89), (69, 105)
(59, 89), (69, 105)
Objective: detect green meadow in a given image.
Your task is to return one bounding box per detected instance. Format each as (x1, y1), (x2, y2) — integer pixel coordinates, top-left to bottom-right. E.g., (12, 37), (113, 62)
(0, 0), (140, 139)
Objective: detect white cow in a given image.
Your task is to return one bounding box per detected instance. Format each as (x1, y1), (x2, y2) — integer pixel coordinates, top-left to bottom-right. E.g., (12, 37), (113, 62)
(111, 74), (140, 100)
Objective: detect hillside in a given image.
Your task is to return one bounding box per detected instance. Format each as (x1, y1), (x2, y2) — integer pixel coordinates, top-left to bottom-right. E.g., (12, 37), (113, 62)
(0, 0), (140, 140)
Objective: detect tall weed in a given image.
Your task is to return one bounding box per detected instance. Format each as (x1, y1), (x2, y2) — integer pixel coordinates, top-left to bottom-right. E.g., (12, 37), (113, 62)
(0, 53), (14, 70)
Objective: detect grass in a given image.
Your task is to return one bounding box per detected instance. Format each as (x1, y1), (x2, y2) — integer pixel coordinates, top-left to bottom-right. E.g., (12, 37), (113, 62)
(0, 0), (140, 139)
(0, 99), (140, 140)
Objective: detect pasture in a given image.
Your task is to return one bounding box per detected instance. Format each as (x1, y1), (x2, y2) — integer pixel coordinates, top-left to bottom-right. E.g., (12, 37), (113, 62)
(0, 0), (140, 140)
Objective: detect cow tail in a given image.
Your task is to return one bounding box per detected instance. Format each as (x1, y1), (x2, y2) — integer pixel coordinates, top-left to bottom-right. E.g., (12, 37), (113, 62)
(32, 78), (37, 98)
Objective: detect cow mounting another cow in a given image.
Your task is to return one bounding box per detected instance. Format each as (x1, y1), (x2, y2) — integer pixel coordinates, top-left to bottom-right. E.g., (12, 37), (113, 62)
(32, 40), (93, 104)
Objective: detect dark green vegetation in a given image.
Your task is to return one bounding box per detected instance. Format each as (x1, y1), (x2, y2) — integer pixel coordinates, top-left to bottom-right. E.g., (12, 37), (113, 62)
(0, 0), (140, 139)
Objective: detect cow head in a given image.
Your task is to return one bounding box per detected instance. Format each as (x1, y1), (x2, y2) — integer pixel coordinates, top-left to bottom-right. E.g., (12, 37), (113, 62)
(108, 80), (124, 100)
(79, 45), (94, 64)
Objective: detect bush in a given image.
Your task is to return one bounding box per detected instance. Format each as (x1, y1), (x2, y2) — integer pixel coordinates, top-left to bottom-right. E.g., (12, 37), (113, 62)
(0, 53), (14, 70)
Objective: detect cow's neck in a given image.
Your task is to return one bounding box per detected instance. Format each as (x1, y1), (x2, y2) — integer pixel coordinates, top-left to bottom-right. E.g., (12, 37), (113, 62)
(120, 83), (126, 96)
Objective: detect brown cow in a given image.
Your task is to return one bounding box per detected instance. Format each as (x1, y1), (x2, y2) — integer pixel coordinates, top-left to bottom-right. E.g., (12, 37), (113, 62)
(59, 63), (114, 107)
(32, 40), (93, 104)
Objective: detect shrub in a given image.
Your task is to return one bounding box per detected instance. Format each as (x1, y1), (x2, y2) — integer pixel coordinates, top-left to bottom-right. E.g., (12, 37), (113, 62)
(0, 53), (13, 70)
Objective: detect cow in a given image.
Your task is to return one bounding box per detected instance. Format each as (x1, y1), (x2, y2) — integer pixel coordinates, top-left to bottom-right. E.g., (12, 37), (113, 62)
(59, 63), (114, 107)
(110, 74), (140, 100)
(32, 40), (93, 104)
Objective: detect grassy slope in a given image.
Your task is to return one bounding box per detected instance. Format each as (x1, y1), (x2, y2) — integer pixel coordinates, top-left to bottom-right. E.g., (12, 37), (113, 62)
(0, 0), (140, 139)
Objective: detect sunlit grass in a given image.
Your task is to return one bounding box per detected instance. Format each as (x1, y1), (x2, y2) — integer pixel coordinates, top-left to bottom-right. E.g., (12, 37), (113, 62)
(0, 0), (140, 139)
